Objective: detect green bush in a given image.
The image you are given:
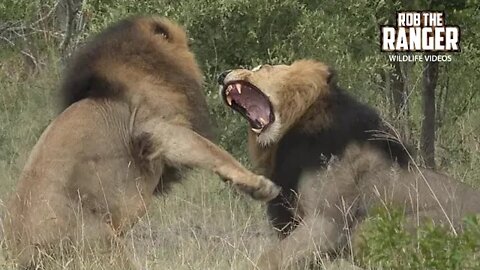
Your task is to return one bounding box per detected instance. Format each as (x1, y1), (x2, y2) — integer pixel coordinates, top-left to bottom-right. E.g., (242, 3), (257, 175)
(357, 207), (480, 270)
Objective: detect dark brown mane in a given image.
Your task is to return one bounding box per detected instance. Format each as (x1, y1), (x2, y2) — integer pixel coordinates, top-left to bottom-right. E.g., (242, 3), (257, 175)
(59, 16), (213, 140)
(60, 17), (137, 109)
(61, 17), (204, 112)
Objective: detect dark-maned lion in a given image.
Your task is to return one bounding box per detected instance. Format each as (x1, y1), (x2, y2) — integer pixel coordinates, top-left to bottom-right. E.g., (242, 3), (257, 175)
(217, 60), (409, 237)
(217, 61), (478, 269)
(4, 16), (279, 269)
(255, 144), (480, 269)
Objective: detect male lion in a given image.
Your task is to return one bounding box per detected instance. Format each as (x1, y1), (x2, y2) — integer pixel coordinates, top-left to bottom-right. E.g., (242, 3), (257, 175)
(218, 61), (479, 269)
(217, 60), (409, 237)
(255, 144), (480, 269)
(4, 16), (279, 269)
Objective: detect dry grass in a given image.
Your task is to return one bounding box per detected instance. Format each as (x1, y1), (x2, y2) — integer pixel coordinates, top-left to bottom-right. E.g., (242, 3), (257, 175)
(0, 169), (277, 269)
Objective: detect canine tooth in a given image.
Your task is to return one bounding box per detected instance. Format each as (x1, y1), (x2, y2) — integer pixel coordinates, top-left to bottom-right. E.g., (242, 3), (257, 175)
(227, 96), (233, 105)
(259, 117), (267, 125)
(236, 83), (242, 94)
(251, 128), (262, 134)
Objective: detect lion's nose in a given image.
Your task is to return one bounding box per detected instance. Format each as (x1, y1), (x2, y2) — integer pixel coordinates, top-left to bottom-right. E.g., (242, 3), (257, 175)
(217, 70), (232, 85)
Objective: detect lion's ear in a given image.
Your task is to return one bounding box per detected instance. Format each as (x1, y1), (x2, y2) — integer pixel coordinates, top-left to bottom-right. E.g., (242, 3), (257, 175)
(327, 66), (336, 85)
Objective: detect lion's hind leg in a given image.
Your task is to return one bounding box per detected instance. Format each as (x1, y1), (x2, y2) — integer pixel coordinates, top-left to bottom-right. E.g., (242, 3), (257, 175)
(11, 235), (76, 270)
(11, 220), (143, 269)
(74, 214), (144, 270)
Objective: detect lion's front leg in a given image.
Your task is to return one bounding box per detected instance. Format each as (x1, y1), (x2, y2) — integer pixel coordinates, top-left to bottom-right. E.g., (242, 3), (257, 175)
(134, 119), (280, 201)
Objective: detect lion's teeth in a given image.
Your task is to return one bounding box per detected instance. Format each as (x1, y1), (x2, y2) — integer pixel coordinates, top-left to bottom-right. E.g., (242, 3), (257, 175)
(236, 83), (242, 94)
(259, 117), (267, 125)
(226, 85), (233, 95)
(251, 127), (262, 134)
(226, 96), (233, 106)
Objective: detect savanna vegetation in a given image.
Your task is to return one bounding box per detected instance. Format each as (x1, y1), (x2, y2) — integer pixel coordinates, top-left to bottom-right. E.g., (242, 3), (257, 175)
(1, 0), (479, 269)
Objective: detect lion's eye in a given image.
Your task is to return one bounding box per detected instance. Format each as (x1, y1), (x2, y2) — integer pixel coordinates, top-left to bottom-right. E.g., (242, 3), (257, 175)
(153, 23), (169, 39)
(252, 65), (263, 72)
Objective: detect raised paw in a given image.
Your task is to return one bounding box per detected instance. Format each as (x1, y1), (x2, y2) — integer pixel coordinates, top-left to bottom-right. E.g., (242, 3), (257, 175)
(234, 175), (280, 202)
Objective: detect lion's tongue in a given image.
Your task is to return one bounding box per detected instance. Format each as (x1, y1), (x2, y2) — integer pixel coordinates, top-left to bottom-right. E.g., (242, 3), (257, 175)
(231, 90), (270, 129)
(246, 105), (269, 129)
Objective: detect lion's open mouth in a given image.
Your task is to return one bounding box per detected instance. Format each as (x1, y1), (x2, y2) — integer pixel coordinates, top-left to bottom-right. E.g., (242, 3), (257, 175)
(222, 81), (274, 133)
